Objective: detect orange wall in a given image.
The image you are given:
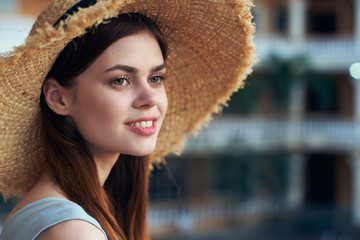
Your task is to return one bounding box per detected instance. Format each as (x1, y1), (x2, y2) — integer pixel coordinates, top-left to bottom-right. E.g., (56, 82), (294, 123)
(20, 0), (52, 16)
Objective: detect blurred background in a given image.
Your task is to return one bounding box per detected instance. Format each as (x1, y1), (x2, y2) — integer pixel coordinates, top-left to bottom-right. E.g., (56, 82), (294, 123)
(1, 0), (360, 239)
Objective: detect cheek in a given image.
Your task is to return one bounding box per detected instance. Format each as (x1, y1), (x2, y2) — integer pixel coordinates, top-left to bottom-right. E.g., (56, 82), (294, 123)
(72, 97), (127, 144)
(72, 90), (122, 127)
(92, 96), (127, 124)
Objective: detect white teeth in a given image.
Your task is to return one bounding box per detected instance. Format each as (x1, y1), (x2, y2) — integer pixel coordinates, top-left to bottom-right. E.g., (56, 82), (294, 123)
(147, 121), (153, 127)
(132, 120), (153, 128)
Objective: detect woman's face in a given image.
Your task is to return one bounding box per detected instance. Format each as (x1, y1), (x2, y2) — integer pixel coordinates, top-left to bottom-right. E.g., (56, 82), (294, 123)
(65, 31), (168, 159)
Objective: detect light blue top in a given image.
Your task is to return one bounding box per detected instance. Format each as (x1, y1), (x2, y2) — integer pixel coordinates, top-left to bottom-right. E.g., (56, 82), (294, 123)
(0, 197), (107, 240)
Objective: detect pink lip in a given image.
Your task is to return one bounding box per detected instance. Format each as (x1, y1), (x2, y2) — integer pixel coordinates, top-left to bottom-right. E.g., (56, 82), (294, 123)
(125, 117), (158, 136)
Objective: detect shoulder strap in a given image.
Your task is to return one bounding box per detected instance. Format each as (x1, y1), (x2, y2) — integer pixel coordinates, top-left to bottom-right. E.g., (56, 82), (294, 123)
(0, 197), (107, 240)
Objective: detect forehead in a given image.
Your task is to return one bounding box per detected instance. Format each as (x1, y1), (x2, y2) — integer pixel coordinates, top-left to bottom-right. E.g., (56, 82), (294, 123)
(91, 31), (165, 71)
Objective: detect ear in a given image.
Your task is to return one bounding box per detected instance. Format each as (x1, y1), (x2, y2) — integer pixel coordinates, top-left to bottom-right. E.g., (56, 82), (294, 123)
(43, 78), (72, 116)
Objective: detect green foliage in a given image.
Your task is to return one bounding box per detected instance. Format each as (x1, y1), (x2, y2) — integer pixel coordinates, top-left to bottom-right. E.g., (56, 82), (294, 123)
(226, 54), (336, 114)
(266, 54), (310, 108)
(226, 79), (260, 114)
(211, 153), (290, 198)
(306, 71), (336, 112)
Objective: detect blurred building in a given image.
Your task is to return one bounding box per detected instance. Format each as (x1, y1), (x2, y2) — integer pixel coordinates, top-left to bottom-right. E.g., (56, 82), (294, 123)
(0, 0), (50, 52)
(149, 0), (360, 238)
(1, 0), (360, 239)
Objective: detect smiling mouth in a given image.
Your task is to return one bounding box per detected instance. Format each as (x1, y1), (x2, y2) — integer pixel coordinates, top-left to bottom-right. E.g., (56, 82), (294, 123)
(129, 120), (154, 128)
(126, 119), (157, 136)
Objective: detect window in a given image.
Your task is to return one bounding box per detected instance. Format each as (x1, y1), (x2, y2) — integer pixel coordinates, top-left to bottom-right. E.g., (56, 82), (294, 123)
(274, 5), (288, 34)
(310, 11), (337, 34)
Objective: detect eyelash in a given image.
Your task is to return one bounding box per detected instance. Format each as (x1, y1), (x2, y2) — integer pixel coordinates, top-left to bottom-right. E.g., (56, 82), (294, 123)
(111, 76), (129, 87)
(149, 73), (167, 85)
(110, 73), (167, 88)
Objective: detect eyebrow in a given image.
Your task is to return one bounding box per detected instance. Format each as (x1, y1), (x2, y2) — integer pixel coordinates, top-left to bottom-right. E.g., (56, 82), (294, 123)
(105, 63), (166, 73)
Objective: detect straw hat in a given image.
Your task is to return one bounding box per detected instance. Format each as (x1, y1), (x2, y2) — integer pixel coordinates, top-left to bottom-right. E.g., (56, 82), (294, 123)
(0, 0), (256, 197)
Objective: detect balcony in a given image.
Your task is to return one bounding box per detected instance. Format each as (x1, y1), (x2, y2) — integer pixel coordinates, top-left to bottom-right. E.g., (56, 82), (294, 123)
(185, 117), (358, 153)
(254, 34), (359, 72)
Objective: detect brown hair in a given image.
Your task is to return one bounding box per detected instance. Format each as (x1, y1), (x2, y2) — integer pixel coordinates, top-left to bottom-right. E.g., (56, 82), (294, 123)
(39, 13), (168, 240)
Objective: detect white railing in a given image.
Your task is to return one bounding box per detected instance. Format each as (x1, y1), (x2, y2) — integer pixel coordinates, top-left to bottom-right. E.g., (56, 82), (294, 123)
(148, 197), (285, 234)
(254, 35), (359, 71)
(304, 37), (356, 58)
(185, 117), (359, 152)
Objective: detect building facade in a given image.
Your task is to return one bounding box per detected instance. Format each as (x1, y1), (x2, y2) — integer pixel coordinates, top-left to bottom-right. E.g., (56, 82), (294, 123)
(0, 0), (50, 52)
(149, 0), (360, 236)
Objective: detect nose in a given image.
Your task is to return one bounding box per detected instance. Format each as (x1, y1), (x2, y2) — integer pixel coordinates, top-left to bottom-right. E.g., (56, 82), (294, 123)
(132, 81), (158, 109)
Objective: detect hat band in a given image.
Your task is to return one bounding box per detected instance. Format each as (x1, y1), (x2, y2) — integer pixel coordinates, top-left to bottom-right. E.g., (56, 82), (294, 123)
(54, 0), (97, 26)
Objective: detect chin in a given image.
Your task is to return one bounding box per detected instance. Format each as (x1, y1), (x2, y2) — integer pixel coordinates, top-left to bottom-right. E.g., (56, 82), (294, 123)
(125, 146), (156, 157)
(133, 150), (155, 157)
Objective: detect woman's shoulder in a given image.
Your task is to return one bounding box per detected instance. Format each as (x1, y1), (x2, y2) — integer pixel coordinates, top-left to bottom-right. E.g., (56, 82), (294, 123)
(6, 172), (66, 218)
(1, 197), (107, 240)
(1, 174), (107, 240)
(37, 218), (106, 240)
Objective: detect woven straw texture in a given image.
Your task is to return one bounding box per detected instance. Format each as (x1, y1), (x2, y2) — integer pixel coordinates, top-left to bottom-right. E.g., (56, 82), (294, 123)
(0, 0), (256, 197)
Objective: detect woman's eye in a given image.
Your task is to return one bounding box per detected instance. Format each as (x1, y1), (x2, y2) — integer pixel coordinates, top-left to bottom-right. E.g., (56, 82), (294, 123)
(112, 77), (129, 87)
(149, 75), (166, 85)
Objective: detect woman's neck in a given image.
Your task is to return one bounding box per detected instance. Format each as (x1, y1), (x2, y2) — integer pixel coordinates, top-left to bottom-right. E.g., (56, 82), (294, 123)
(93, 153), (120, 186)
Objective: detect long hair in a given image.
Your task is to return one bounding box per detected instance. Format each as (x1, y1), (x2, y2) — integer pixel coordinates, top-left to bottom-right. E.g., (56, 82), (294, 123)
(39, 13), (168, 240)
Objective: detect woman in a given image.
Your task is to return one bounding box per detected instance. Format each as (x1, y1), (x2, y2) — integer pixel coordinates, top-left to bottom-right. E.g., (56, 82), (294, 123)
(0, 0), (256, 239)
